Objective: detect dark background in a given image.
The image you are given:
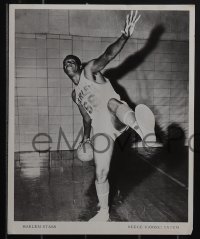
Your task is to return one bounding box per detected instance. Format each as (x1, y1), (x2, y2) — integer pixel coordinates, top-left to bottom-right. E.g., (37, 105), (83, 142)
(0, 0), (199, 239)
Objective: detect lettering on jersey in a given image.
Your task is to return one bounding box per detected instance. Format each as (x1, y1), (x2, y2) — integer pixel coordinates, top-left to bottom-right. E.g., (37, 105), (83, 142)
(77, 85), (92, 105)
(77, 84), (100, 115)
(83, 101), (93, 114)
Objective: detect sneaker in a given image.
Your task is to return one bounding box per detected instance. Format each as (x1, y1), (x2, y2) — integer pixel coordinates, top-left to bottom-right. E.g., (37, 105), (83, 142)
(88, 209), (109, 222)
(135, 104), (156, 147)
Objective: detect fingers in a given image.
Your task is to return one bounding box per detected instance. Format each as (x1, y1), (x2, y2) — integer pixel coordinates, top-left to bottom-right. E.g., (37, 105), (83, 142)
(134, 14), (141, 25)
(132, 10), (138, 22)
(129, 10), (134, 23)
(126, 14), (129, 25)
(129, 10), (140, 24)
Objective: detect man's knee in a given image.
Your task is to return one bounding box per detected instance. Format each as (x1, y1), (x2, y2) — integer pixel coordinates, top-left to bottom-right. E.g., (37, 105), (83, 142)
(107, 98), (121, 113)
(96, 168), (109, 183)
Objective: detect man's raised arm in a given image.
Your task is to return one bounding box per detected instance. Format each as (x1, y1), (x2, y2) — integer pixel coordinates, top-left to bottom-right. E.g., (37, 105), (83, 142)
(85, 10), (141, 74)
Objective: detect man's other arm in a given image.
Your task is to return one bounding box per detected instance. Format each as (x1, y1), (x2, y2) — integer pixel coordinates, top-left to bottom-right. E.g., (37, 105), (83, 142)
(72, 90), (92, 142)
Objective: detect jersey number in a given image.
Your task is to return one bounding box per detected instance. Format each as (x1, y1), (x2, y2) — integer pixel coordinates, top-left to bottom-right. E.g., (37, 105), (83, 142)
(83, 101), (93, 114)
(83, 94), (99, 114)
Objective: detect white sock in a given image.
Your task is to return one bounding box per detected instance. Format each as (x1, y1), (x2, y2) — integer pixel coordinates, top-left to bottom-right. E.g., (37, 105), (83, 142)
(95, 180), (109, 211)
(130, 120), (144, 140)
(123, 110), (144, 140)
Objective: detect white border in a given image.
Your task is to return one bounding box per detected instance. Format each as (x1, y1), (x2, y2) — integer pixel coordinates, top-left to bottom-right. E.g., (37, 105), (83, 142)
(8, 4), (195, 11)
(8, 4), (195, 235)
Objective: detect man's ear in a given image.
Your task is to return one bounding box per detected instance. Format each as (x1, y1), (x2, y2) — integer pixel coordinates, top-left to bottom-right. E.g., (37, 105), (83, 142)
(80, 64), (83, 70)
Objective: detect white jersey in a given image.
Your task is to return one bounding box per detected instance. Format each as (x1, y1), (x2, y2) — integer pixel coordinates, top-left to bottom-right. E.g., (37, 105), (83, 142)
(75, 70), (120, 119)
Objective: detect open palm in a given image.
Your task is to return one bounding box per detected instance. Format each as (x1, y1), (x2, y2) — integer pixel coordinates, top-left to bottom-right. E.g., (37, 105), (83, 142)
(122, 10), (141, 37)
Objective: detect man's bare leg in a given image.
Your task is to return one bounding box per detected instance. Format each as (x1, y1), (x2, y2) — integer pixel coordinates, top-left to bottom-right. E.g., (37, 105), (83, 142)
(89, 134), (114, 222)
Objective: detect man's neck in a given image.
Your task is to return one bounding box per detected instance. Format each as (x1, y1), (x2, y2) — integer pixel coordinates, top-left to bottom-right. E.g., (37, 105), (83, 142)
(71, 71), (81, 85)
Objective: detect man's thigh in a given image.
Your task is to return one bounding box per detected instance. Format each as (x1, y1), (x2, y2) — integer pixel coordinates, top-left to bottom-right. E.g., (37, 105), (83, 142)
(93, 133), (114, 170)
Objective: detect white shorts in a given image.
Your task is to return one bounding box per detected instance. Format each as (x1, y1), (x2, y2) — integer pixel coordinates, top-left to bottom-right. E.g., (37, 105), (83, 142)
(91, 99), (129, 141)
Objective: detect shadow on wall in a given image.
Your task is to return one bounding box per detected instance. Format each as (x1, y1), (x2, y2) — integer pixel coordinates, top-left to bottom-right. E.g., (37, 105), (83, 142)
(163, 123), (187, 169)
(104, 24), (165, 109)
(105, 24), (166, 143)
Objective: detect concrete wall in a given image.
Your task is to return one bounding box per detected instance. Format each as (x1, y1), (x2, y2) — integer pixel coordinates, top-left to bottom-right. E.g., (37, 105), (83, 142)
(15, 10), (189, 40)
(15, 10), (189, 152)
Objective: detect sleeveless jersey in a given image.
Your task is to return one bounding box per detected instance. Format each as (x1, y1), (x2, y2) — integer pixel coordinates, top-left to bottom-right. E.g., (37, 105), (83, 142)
(75, 71), (120, 119)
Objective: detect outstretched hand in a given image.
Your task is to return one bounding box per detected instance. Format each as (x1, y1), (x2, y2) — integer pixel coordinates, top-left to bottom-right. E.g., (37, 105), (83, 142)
(122, 10), (141, 37)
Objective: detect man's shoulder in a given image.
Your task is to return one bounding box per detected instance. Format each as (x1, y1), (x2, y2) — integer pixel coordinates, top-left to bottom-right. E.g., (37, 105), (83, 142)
(83, 60), (96, 75)
(83, 61), (105, 79)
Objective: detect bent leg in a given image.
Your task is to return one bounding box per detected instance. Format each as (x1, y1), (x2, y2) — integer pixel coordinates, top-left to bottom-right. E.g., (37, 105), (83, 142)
(107, 98), (143, 137)
(107, 98), (156, 145)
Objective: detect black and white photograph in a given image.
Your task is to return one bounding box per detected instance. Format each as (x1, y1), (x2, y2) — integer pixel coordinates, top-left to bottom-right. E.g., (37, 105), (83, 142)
(8, 4), (194, 235)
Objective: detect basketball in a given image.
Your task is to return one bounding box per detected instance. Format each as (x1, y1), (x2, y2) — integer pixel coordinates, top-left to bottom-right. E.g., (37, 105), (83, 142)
(77, 141), (94, 162)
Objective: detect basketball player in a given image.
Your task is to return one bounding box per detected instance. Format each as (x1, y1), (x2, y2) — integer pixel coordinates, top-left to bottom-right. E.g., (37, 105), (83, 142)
(63, 10), (156, 221)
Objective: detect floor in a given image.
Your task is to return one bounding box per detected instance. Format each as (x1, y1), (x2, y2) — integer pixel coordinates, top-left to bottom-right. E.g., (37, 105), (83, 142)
(14, 132), (188, 222)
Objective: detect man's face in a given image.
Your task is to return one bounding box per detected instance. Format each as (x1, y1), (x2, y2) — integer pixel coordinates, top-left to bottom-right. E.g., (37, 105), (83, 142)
(63, 58), (79, 76)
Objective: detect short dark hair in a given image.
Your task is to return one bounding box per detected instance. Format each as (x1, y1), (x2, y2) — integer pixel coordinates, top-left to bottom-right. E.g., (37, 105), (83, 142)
(63, 55), (82, 68)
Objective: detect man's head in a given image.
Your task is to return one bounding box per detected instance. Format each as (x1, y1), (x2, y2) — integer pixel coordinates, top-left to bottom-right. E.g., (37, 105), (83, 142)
(63, 55), (82, 78)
